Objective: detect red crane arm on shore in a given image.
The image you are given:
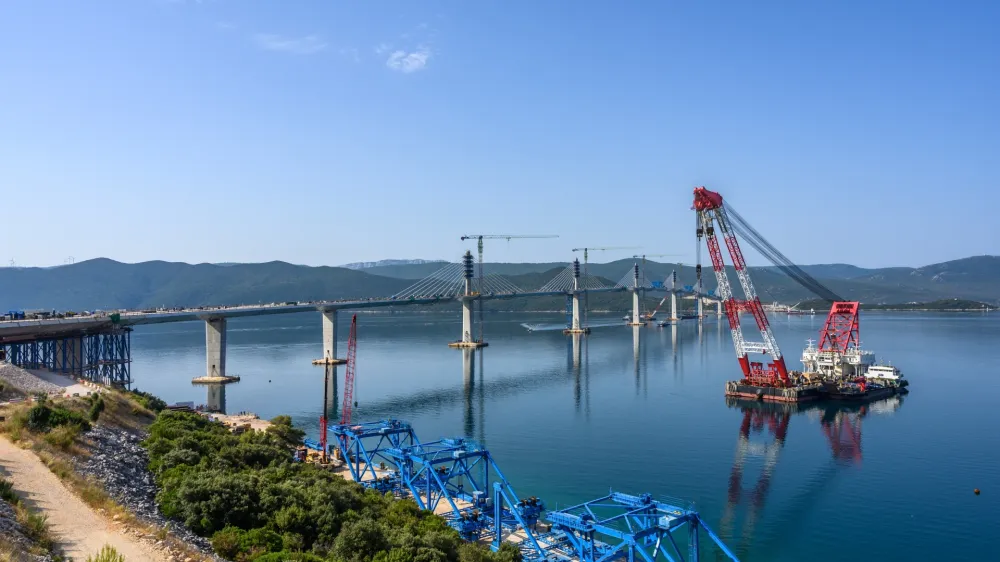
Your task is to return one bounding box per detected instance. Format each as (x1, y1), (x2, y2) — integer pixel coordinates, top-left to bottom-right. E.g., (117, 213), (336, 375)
(341, 314), (358, 425)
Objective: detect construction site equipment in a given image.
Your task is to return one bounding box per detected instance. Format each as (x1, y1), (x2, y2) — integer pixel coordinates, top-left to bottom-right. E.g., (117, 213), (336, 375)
(340, 314), (358, 425)
(326, 419), (741, 561)
(693, 187), (791, 387)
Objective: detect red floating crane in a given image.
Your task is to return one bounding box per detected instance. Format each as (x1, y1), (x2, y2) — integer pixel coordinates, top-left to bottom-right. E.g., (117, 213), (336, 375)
(693, 187), (791, 387)
(340, 314), (358, 425)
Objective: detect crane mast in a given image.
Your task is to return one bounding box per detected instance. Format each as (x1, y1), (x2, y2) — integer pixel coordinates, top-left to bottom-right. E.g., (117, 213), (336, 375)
(340, 314), (358, 425)
(694, 187), (790, 386)
(460, 234), (558, 342)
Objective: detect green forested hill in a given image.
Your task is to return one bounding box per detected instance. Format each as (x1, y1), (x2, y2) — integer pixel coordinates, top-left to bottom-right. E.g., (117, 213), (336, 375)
(2, 255), (999, 312)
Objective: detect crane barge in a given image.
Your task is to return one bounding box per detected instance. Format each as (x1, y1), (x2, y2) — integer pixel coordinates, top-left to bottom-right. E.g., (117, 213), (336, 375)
(692, 186), (908, 402)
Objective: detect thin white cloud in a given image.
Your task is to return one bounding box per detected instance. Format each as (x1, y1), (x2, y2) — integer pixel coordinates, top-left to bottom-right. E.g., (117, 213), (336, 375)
(386, 46), (431, 73)
(339, 47), (360, 63)
(254, 33), (327, 55)
(216, 21), (237, 31)
(374, 43), (392, 56)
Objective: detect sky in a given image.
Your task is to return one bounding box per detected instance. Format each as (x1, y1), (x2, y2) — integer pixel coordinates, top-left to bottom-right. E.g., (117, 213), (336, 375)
(1, 0), (997, 269)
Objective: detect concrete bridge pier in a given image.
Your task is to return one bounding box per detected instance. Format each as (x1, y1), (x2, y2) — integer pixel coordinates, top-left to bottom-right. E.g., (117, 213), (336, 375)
(193, 317), (240, 384)
(450, 251), (487, 348)
(668, 292), (679, 323)
(564, 259), (590, 334)
(627, 263), (645, 326)
(717, 300), (723, 316)
(313, 309), (347, 365)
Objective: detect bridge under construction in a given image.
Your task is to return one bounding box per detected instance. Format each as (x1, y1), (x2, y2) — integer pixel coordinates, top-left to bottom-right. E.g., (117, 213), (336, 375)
(0, 252), (721, 388)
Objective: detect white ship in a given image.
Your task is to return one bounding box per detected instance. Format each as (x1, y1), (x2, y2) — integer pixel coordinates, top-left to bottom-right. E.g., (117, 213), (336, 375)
(801, 339), (907, 389)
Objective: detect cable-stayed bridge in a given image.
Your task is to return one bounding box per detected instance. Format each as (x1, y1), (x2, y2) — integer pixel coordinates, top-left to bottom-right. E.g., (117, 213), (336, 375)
(0, 252), (719, 388)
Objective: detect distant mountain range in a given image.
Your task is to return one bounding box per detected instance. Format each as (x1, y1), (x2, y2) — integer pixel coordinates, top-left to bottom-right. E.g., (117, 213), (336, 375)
(340, 259), (445, 270)
(1, 256), (997, 312)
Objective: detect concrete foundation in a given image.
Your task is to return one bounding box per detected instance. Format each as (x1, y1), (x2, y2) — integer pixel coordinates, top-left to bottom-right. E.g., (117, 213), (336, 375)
(717, 300), (723, 315)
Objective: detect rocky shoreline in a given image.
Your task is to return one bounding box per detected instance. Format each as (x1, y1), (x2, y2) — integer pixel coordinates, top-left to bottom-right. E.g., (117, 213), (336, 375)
(72, 426), (223, 561)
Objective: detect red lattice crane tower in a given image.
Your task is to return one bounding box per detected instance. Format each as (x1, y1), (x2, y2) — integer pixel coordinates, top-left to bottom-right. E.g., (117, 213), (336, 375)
(340, 314), (358, 425)
(693, 187), (790, 386)
(819, 301), (861, 353)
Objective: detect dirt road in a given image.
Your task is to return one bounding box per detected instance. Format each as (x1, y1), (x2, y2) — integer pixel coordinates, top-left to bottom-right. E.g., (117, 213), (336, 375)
(0, 436), (168, 561)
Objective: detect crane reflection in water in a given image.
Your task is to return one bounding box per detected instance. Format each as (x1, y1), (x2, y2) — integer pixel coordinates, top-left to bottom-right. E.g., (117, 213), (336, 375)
(719, 395), (905, 558)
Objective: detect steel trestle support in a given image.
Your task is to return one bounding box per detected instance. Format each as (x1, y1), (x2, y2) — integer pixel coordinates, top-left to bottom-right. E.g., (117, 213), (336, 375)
(328, 419), (419, 492)
(3, 328), (130, 386)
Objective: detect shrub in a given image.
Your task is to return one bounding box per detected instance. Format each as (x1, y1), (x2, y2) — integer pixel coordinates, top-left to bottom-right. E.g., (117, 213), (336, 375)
(0, 477), (16, 503)
(26, 404), (89, 433)
(254, 552), (327, 562)
(211, 526), (246, 560)
(43, 423), (81, 450)
(129, 389), (166, 412)
(86, 545), (126, 562)
(88, 396), (105, 422)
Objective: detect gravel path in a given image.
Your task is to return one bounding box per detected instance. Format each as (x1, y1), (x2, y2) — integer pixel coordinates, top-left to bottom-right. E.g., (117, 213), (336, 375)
(0, 364), (63, 395)
(0, 436), (168, 562)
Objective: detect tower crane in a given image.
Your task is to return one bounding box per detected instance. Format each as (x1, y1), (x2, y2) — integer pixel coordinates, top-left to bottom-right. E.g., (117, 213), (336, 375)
(460, 234), (558, 341)
(571, 246), (640, 328)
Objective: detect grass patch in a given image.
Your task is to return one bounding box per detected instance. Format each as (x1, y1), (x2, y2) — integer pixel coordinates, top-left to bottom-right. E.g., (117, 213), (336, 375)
(86, 544), (126, 562)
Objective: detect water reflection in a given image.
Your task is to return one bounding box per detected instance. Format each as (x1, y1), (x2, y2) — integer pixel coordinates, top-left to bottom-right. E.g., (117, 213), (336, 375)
(204, 383), (226, 413)
(460, 348), (485, 443)
(720, 395), (906, 557)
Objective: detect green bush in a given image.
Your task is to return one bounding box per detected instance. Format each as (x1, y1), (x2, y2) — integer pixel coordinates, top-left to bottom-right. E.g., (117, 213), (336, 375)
(88, 396), (106, 422)
(253, 552), (327, 562)
(0, 476), (17, 503)
(144, 410), (522, 562)
(129, 389), (166, 412)
(27, 404), (90, 433)
(211, 526), (246, 560)
(86, 544), (126, 562)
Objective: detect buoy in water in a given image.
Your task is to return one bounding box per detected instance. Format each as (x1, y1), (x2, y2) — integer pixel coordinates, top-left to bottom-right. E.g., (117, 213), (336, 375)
(974, 488), (980, 495)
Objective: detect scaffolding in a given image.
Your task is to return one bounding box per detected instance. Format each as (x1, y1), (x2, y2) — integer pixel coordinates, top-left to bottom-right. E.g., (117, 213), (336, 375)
(2, 327), (132, 387)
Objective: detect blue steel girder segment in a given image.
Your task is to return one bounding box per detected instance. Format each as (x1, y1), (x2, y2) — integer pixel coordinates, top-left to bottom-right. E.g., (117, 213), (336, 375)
(544, 491), (740, 562)
(328, 419), (419, 492)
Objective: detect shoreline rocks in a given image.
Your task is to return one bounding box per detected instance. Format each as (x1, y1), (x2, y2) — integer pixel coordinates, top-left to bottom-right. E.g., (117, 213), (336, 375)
(72, 426), (222, 560)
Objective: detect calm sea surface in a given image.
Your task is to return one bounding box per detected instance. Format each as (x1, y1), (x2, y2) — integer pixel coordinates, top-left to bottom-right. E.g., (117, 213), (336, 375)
(130, 311), (999, 561)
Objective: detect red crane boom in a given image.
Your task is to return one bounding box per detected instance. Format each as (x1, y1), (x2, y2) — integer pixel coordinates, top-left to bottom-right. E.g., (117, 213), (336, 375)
(341, 314), (358, 425)
(694, 187), (790, 386)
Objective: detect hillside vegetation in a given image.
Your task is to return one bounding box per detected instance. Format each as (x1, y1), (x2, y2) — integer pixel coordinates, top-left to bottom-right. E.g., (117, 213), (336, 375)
(2, 256), (999, 312)
(144, 411), (520, 562)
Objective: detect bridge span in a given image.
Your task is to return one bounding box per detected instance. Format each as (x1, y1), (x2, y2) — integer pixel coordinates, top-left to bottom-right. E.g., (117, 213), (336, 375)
(0, 252), (721, 388)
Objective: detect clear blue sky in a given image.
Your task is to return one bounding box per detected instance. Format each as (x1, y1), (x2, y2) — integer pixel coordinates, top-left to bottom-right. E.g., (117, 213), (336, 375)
(2, 0), (997, 269)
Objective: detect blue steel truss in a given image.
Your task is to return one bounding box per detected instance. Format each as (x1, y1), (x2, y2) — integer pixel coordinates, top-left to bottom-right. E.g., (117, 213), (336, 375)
(324, 421), (741, 562)
(3, 329), (131, 386)
(329, 419), (419, 492)
(385, 437), (548, 555)
(544, 491), (739, 562)
(83, 328), (132, 386)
